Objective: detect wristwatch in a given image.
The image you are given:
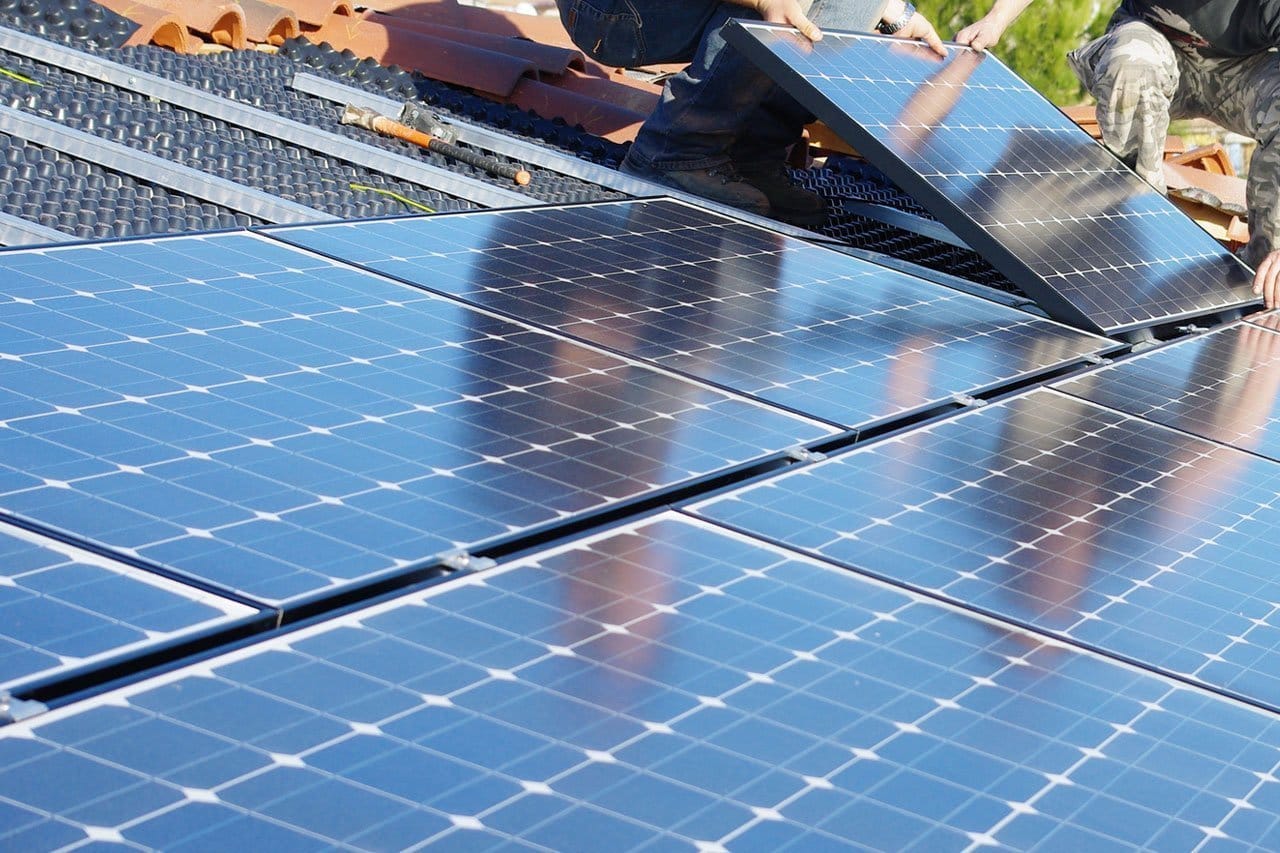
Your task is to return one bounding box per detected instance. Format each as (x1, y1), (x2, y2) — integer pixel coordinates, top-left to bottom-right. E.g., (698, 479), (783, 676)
(877, 1), (915, 34)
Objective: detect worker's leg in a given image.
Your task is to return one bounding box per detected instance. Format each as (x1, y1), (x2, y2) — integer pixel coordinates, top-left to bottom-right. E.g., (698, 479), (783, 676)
(620, 4), (786, 213)
(625, 5), (787, 169)
(553, 0), (716, 68)
(1067, 12), (1180, 192)
(721, 0), (886, 225)
(1194, 51), (1280, 265)
(726, 0), (885, 170)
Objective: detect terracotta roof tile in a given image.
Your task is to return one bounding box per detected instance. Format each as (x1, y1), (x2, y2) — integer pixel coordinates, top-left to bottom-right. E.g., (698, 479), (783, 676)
(506, 74), (648, 141)
(1168, 141), (1236, 176)
(353, 10), (585, 74)
(322, 0), (675, 132)
(143, 0), (248, 48)
(281, 0), (354, 28)
(92, 0), (198, 52)
(1165, 160), (1247, 215)
(239, 0), (299, 45)
(358, 0), (574, 45)
(304, 11), (541, 96)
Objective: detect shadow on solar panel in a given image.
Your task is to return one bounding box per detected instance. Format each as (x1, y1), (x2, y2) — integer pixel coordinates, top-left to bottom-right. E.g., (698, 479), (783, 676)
(725, 22), (1260, 339)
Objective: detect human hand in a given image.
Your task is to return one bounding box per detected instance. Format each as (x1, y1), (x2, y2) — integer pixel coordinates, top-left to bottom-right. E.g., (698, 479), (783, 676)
(891, 7), (946, 57)
(747, 0), (823, 42)
(954, 14), (1010, 51)
(1253, 248), (1280, 309)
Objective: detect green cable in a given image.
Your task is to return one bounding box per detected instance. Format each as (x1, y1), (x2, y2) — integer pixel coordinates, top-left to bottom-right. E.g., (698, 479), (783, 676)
(349, 183), (435, 213)
(0, 68), (39, 85)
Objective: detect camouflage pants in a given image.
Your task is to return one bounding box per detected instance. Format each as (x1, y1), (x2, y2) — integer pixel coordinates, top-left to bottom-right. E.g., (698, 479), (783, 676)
(1068, 11), (1280, 264)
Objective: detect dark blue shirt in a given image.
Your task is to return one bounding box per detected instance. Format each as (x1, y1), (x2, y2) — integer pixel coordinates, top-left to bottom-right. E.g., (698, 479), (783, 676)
(1122, 0), (1280, 54)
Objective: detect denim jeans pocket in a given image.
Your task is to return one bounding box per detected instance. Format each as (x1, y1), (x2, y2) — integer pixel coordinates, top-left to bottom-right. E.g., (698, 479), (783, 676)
(558, 0), (645, 67)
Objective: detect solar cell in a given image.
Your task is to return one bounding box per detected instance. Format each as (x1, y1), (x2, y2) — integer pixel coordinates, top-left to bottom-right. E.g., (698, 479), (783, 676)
(693, 388), (1280, 710)
(6, 512), (1280, 850)
(1056, 321), (1280, 458)
(0, 522), (256, 693)
(269, 199), (1117, 428)
(1250, 310), (1280, 333)
(0, 231), (830, 607)
(722, 23), (1259, 335)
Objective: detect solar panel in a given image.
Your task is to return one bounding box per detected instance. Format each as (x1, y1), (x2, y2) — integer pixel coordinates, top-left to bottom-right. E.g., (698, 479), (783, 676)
(1250, 311), (1280, 333)
(1056, 321), (1280, 458)
(7, 511), (1280, 850)
(0, 231), (831, 607)
(0, 521), (256, 693)
(693, 388), (1280, 710)
(268, 199), (1117, 428)
(722, 23), (1259, 336)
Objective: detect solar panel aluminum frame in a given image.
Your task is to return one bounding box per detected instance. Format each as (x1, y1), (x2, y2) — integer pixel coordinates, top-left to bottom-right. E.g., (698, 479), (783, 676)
(722, 21), (1258, 339)
(5, 606), (273, 711)
(0, 518), (274, 707)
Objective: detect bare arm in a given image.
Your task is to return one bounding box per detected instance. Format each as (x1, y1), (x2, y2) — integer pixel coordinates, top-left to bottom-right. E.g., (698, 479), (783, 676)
(724, 0), (825, 41)
(955, 0), (1035, 50)
(726, 0), (945, 56)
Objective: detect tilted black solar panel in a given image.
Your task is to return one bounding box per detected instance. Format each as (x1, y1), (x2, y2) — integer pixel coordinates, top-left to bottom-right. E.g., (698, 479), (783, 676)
(723, 22), (1259, 336)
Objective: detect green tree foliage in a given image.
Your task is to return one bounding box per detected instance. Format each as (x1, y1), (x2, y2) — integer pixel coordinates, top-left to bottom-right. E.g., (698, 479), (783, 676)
(917, 0), (1113, 104)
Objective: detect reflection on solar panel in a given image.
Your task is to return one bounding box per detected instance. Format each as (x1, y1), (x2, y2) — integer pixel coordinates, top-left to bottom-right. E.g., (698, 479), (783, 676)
(0, 232), (830, 607)
(0, 522), (256, 692)
(1250, 311), (1280, 333)
(723, 23), (1258, 335)
(694, 388), (1280, 709)
(1056, 321), (1280, 458)
(268, 199), (1116, 428)
(6, 512), (1280, 850)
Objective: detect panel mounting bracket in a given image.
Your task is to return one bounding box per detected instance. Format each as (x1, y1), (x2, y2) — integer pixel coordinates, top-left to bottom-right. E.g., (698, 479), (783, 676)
(0, 692), (47, 724)
(439, 550), (497, 572)
(786, 446), (828, 463)
(950, 393), (987, 408)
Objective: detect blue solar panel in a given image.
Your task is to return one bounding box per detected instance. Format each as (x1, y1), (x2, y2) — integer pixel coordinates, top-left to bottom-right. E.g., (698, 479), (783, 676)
(722, 23), (1259, 335)
(0, 231), (831, 607)
(5, 513), (1280, 849)
(267, 199), (1117, 428)
(694, 388), (1280, 711)
(1056, 321), (1280, 459)
(1250, 311), (1280, 334)
(0, 522), (256, 692)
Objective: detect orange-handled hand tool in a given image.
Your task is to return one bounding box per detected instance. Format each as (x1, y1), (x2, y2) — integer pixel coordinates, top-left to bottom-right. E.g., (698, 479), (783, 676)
(341, 104), (531, 186)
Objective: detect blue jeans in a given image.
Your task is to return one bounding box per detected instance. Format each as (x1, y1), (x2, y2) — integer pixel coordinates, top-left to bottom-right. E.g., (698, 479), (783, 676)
(556, 0), (872, 171)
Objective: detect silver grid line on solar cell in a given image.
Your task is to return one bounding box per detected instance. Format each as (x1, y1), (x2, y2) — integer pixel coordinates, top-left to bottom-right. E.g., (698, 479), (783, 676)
(265, 198), (1119, 429)
(0, 227), (832, 608)
(9, 511), (1280, 849)
(722, 22), (1259, 336)
(691, 386), (1280, 714)
(1055, 319), (1280, 460)
(0, 519), (257, 693)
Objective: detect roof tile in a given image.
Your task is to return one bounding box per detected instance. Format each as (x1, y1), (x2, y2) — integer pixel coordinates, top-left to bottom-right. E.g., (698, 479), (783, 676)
(239, 0), (300, 45)
(304, 11), (540, 96)
(91, 0), (199, 51)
